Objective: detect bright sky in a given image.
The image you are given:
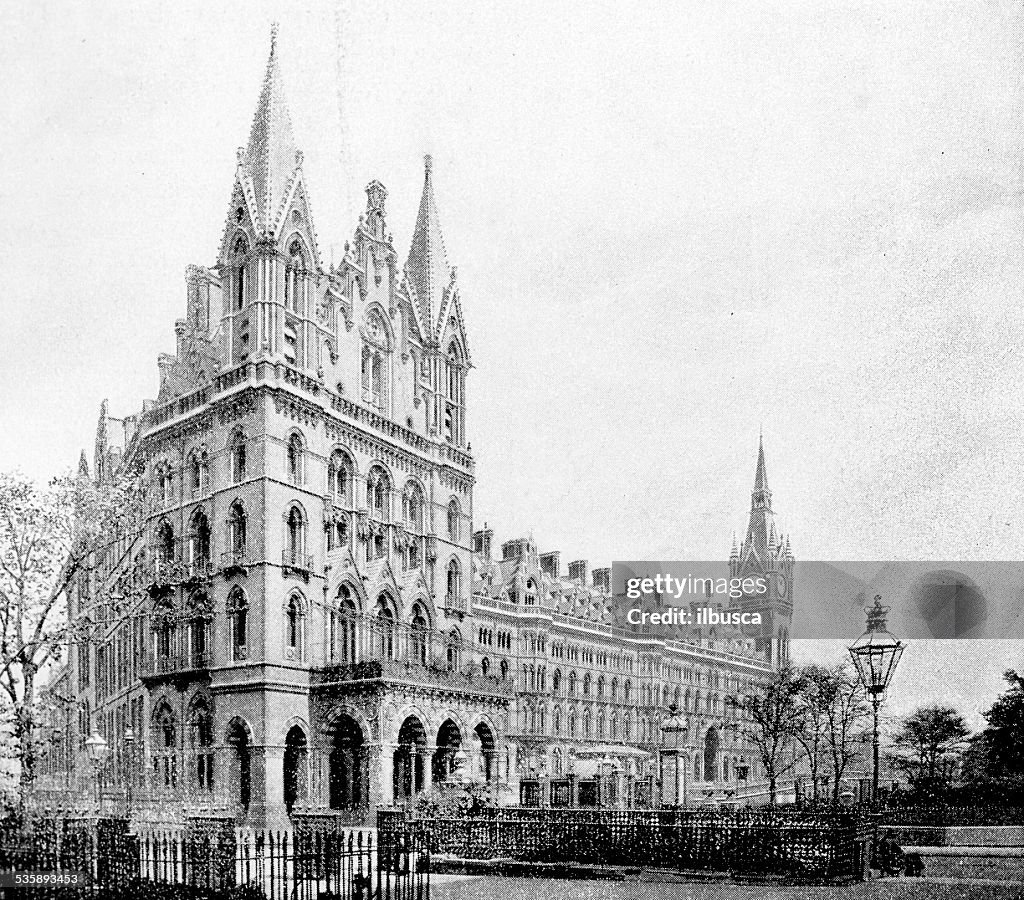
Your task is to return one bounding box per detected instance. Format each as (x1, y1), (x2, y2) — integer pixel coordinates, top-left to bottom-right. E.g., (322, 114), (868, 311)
(1, 2), (1021, 728)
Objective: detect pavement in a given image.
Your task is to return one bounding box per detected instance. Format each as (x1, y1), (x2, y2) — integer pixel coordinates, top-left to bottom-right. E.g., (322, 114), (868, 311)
(430, 874), (1024, 900)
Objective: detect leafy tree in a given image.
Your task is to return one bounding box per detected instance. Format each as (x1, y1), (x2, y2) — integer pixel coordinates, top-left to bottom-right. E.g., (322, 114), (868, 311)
(0, 469), (142, 796)
(728, 665), (805, 804)
(888, 704), (970, 791)
(966, 670), (1024, 777)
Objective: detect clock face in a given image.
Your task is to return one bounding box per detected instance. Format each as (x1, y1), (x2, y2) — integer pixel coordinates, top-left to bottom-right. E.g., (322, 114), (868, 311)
(776, 574), (788, 597)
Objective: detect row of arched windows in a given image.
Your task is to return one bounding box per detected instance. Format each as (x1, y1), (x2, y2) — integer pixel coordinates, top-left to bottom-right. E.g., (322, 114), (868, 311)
(155, 502), (248, 567)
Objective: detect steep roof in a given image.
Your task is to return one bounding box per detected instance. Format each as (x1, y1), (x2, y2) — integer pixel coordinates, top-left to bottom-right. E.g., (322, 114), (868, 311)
(404, 155), (450, 332)
(243, 25), (298, 233)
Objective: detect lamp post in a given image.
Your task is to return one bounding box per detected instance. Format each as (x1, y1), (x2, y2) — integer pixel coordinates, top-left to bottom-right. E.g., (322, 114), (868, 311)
(84, 730), (109, 811)
(849, 595), (904, 803)
(123, 727), (135, 818)
(660, 704), (689, 808)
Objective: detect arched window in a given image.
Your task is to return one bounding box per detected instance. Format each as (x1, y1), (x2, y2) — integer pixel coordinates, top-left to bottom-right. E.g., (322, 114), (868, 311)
(611, 677), (618, 701)
(287, 433), (304, 485)
(284, 240), (306, 315)
(624, 679), (632, 703)
(376, 598), (395, 660)
(228, 501), (247, 560)
(402, 482), (424, 570)
(227, 588), (248, 660)
(328, 451), (353, 504)
(189, 697), (214, 792)
(410, 603), (428, 666)
(230, 432), (247, 483)
(500, 659), (509, 680)
(447, 499), (460, 542)
(446, 630), (461, 671)
(362, 310), (391, 413)
(597, 676), (605, 698)
(583, 710), (592, 739)
(444, 342), (465, 446)
(152, 703), (177, 789)
(553, 706), (562, 735)
(582, 674), (591, 696)
(568, 712), (577, 739)
(188, 509), (211, 570)
(156, 520), (175, 563)
(553, 669), (561, 693)
(285, 594), (304, 659)
(285, 505), (306, 568)
(333, 584), (358, 663)
(446, 559), (461, 604)
(481, 657), (490, 677)
(233, 236), (248, 311)
(189, 450), (209, 497)
(568, 671), (577, 696)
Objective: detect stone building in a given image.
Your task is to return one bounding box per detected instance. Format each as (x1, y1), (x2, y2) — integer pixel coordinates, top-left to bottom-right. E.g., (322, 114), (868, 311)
(36, 33), (792, 826)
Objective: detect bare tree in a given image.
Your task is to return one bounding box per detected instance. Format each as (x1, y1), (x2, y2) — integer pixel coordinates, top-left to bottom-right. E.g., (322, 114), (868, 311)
(816, 663), (871, 802)
(0, 469), (141, 796)
(794, 664), (831, 801)
(728, 665), (806, 805)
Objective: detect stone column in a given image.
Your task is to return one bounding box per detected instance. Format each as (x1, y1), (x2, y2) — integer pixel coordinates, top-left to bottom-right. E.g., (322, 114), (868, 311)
(260, 743), (286, 828)
(372, 745), (395, 810)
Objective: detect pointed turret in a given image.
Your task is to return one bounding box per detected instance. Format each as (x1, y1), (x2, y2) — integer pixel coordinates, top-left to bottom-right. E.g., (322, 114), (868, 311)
(78, 450), (90, 480)
(405, 155), (451, 332)
(751, 431), (772, 510)
(243, 24), (299, 235)
(742, 434), (776, 564)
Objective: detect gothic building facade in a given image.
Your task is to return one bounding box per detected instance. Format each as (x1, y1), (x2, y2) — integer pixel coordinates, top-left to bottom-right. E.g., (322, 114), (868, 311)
(37, 34), (793, 826)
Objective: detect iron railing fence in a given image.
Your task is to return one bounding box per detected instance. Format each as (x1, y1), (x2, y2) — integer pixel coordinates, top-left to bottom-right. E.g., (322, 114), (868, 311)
(0, 815), (429, 900)
(379, 806), (871, 882)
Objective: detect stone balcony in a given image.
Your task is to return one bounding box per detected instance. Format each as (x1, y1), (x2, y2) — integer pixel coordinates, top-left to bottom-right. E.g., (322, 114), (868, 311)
(310, 658), (515, 700)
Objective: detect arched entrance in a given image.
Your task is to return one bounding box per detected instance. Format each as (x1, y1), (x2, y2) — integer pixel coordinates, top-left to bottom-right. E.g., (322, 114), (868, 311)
(283, 726), (308, 813)
(394, 716), (427, 801)
(703, 728), (720, 783)
(226, 718), (251, 813)
(474, 722), (497, 782)
(433, 719), (462, 784)
(328, 714), (366, 810)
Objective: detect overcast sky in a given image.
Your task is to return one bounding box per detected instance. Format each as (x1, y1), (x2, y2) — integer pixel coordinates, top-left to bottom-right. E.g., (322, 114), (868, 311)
(1, 1), (1022, 727)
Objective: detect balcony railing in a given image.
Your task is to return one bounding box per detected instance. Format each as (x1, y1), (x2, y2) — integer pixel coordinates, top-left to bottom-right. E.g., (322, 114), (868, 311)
(220, 549), (251, 572)
(443, 594), (468, 615)
(282, 549), (313, 575)
(311, 658), (515, 699)
(145, 651), (212, 676)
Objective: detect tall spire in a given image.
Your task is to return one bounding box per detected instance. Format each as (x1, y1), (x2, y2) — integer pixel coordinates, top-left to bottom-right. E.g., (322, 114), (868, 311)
(77, 450), (90, 479)
(741, 433), (775, 566)
(243, 23), (299, 233)
(753, 431), (768, 493)
(405, 154), (451, 331)
(751, 432), (772, 511)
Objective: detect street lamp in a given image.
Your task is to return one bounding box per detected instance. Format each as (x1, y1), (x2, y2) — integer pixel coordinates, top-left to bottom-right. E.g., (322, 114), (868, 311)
(123, 727), (136, 818)
(849, 595), (904, 803)
(84, 731), (109, 809)
(659, 704), (689, 808)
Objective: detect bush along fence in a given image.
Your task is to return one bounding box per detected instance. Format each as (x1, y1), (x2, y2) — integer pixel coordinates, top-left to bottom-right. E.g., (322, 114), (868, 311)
(378, 807), (874, 883)
(0, 815), (430, 900)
